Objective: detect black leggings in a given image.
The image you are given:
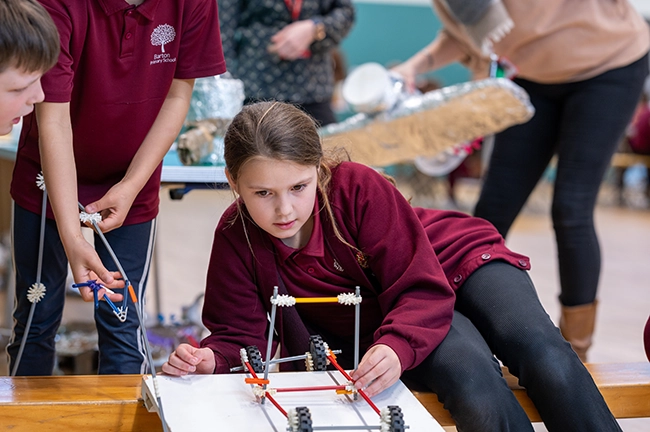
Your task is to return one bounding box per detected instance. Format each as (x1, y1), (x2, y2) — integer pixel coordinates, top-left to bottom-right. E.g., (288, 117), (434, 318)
(474, 54), (649, 306)
(404, 262), (620, 432)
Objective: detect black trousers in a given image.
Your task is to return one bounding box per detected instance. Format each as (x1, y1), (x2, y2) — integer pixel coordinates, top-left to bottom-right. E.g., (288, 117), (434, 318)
(8, 204), (155, 375)
(475, 53), (649, 306)
(404, 262), (620, 432)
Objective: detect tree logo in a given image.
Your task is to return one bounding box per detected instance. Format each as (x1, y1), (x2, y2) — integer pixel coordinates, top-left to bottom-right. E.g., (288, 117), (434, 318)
(150, 24), (176, 53)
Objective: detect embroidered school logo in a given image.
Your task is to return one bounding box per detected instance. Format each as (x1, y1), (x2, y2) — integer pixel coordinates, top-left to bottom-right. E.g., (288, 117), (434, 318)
(150, 24), (177, 65)
(151, 24), (175, 52)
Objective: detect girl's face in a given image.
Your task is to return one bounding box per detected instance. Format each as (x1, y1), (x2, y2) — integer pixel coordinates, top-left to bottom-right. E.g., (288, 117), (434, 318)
(229, 156), (318, 249)
(0, 67), (44, 136)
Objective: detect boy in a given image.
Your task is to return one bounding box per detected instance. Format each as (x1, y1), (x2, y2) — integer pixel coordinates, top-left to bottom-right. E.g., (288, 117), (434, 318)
(8, 0), (226, 376)
(0, 0), (59, 136)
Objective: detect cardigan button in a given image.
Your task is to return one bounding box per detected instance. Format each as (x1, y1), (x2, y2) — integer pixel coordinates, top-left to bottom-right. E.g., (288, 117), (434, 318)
(481, 253), (491, 260)
(453, 274), (463, 283)
(518, 260), (528, 267)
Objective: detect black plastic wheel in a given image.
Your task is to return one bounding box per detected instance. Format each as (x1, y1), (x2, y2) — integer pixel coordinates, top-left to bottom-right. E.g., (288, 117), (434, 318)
(387, 405), (405, 432)
(294, 406), (313, 432)
(309, 335), (328, 371)
(245, 345), (264, 374)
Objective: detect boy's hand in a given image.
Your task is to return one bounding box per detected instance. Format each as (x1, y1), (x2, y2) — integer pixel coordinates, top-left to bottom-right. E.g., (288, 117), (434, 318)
(350, 344), (401, 398)
(162, 344), (216, 376)
(67, 236), (124, 303)
(85, 181), (138, 233)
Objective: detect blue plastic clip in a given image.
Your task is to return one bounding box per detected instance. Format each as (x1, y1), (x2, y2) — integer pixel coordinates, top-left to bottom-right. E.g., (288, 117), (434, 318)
(72, 280), (127, 322)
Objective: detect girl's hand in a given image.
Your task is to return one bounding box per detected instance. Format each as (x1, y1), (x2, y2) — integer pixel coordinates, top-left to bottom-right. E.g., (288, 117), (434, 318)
(350, 344), (401, 398)
(84, 181), (138, 233)
(161, 344), (216, 376)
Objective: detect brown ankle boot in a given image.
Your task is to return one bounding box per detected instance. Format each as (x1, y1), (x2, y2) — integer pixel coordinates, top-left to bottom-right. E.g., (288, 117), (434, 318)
(559, 300), (598, 362)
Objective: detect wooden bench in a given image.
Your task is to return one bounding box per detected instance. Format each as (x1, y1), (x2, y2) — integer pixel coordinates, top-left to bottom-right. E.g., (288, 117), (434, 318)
(0, 363), (649, 430)
(0, 375), (162, 431)
(609, 152), (650, 205)
(409, 362), (650, 426)
(610, 152), (650, 169)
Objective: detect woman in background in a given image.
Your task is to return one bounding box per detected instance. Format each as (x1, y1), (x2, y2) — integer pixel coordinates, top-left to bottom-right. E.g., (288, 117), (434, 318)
(393, 0), (650, 361)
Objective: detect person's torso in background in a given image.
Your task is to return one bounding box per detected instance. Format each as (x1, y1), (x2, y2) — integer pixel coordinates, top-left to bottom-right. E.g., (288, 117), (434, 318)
(435, 0), (650, 83)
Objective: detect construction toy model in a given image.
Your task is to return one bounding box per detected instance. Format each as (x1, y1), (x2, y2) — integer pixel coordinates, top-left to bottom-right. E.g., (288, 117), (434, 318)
(235, 286), (408, 432)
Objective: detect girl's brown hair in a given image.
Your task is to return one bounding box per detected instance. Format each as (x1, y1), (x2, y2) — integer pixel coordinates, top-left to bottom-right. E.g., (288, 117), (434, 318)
(225, 101), (353, 248)
(0, 0), (60, 74)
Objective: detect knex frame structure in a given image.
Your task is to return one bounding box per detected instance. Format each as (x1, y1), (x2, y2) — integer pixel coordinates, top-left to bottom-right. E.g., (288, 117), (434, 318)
(12, 173), (171, 432)
(235, 286), (408, 432)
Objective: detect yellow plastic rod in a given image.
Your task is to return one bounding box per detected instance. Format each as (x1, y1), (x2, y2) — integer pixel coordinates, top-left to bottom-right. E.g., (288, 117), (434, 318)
(294, 297), (339, 303)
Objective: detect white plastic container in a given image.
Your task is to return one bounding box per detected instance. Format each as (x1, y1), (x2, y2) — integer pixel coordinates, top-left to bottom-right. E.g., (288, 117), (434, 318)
(342, 62), (403, 114)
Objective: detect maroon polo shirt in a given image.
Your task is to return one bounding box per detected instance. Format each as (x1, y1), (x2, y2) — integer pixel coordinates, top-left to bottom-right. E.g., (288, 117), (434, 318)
(11, 0), (226, 224)
(269, 204), (385, 360)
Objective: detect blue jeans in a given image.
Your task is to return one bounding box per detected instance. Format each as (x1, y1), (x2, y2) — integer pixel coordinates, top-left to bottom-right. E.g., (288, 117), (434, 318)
(8, 204), (155, 375)
(475, 53), (649, 306)
(405, 262), (620, 432)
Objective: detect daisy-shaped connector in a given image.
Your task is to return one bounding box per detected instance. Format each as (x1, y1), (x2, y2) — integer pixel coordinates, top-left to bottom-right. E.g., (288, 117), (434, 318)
(270, 294), (296, 307)
(27, 282), (46, 303)
(337, 292), (362, 305)
(35, 172), (46, 191)
(79, 212), (102, 225)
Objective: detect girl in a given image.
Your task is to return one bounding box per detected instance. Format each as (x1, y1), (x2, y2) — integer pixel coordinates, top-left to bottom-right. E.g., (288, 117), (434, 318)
(163, 101), (620, 431)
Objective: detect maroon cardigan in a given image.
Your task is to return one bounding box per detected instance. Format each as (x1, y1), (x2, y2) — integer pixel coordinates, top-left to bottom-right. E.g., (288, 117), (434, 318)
(201, 162), (530, 373)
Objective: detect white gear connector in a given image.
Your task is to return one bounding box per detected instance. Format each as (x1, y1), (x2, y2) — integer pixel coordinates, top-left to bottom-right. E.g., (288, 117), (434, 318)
(287, 409), (299, 432)
(345, 382), (357, 393)
(323, 342), (332, 366)
(380, 407), (392, 432)
(337, 292), (362, 305)
(239, 348), (249, 365)
(35, 172), (46, 191)
(270, 294), (296, 307)
(252, 386), (275, 397)
(304, 352), (314, 371)
(79, 211), (102, 224)
(27, 282), (46, 303)
(114, 306), (128, 323)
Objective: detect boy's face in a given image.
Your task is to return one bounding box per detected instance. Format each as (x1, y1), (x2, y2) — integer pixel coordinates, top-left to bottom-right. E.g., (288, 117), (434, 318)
(0, 67), (45, 136)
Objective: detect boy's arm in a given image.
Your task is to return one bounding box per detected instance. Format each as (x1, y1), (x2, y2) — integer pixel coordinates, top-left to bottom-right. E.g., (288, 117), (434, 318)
(84, 78), (195, 233)
(36, 102), (121, 299)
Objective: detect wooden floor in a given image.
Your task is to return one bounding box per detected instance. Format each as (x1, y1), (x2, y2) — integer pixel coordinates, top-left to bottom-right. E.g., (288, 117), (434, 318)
(1, 174), (649, 431)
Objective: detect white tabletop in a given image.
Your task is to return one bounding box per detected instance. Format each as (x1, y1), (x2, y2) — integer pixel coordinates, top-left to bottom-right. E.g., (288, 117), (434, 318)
(142, 371), (444, 431)
(0, 136), (226, 185)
